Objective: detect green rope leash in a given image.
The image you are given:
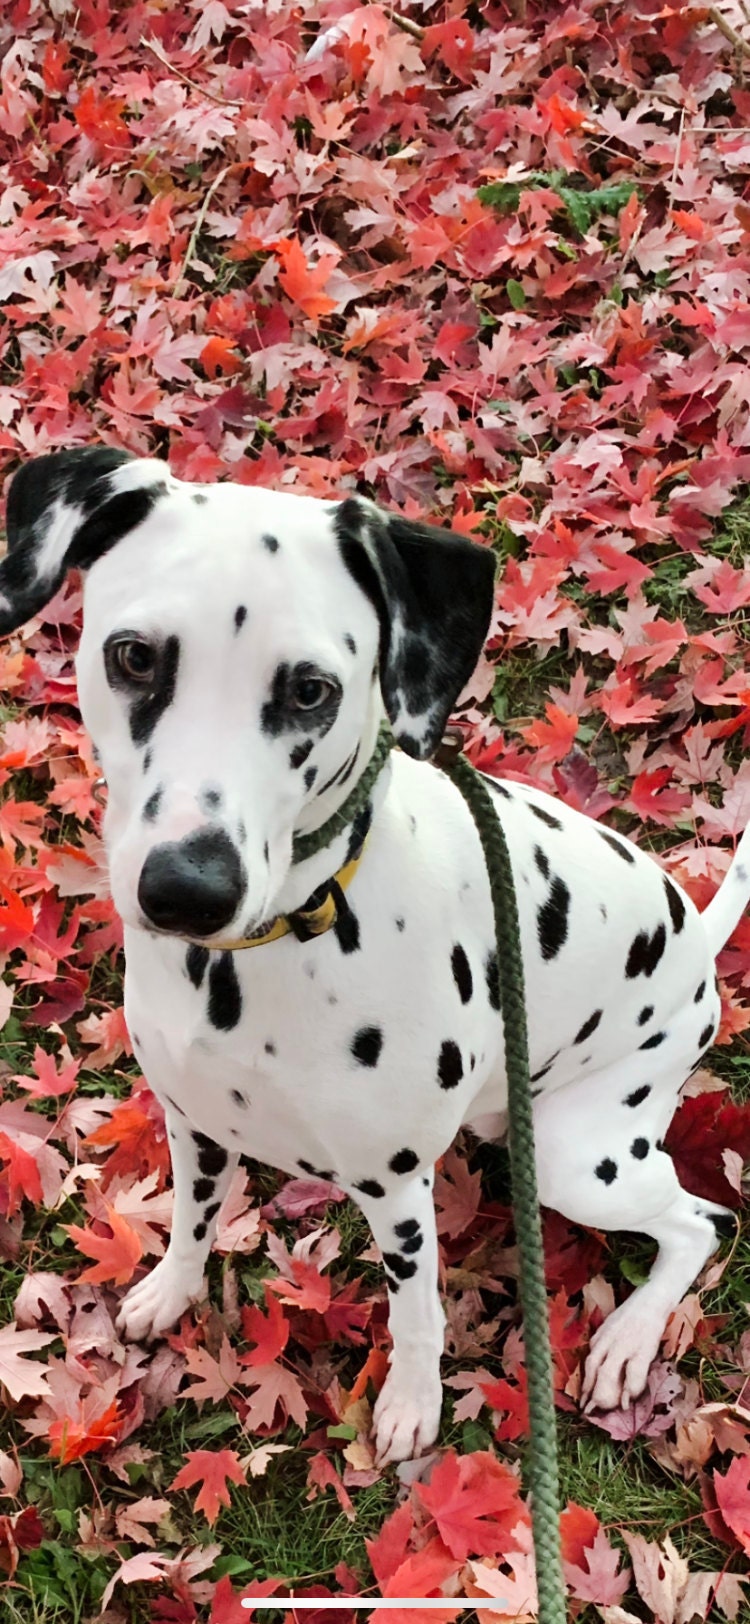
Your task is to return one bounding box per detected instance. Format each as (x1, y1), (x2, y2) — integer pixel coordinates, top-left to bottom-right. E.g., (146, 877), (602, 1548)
(291, 724), (393, 865)
(445, 751), (566, 1624)
(290, 724), (566, 1620)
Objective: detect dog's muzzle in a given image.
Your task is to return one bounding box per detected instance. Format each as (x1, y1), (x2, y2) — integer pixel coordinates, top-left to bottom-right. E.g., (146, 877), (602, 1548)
(137, 827), (245, 938)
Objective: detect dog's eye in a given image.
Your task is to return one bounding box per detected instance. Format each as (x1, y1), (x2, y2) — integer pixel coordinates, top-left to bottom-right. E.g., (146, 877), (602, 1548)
(113, 639), (157, 684)
(291, 674), (334, 710)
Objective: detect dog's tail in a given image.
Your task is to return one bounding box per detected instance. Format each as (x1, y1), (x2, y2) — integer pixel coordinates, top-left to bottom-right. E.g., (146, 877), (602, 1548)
(701, 824), (750, 957)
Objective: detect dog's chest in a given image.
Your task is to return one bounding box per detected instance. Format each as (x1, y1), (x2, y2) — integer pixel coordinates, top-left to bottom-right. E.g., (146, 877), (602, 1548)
(123, 754), (711, 1183)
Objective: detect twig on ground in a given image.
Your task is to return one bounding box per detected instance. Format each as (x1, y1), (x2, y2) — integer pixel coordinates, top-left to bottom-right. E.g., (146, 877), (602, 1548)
(140, 35), (243, 106)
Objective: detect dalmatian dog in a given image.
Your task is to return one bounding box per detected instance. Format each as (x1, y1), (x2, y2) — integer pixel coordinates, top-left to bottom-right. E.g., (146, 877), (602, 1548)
(1, 448), (744, 1465)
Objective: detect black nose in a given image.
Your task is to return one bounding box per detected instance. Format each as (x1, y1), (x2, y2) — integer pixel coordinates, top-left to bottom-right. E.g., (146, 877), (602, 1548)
(138, 828), (245, 937)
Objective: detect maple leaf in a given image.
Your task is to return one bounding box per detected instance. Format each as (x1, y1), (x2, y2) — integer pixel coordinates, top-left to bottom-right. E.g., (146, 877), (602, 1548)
(713, 1456), (750, 1556)
(181, 1338), (244, 1404)
(274, 239), (338, 321)
(239, 1360), (308, 1433)
(415, 1450), (527, 1562)
(13, 1044), (80, 1099)
(169, 1449), (246, 1526)
(114, 1497), (171, 1549)
(0, 884), (34, 952)
(519, 704), (579, 764)
(65, 1204), (143, 1285)
(665, 1089), (750, 1208)
(434, 1149), (482, 1238)
(48, 1397), (124, 1464)
(0, 1131), (43, 1215)
(240, 1286), (290, 1366)
(564, 1524), (631, 1605)
(0, 1324), (54, 1403)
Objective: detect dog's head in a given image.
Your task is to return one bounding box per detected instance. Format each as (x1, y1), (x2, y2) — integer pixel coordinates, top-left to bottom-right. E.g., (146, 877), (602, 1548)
(1, 450), (495, 942)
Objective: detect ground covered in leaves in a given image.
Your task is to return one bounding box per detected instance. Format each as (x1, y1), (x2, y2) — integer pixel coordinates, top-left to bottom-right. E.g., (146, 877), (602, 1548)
(0, 0), (750, 1619)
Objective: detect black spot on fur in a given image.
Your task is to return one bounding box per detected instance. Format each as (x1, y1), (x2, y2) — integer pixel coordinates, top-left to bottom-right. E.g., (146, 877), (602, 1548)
(384, 1273), (400, 1293)
(595, 1157), (618, 1184)
(234, 605), (247, 631)
(664, 876), (686, 933)
(344, 633), (356, 655)
(230, 1088), (248, 1108)
(143, 749), (152, 773)
(355, 1178), (385, 1199)
(389, 1148), (419, 1175)
(262, 533), (279, 553)
(192, 1132), (228, 1178)
(394, 1218), (420, 1239)
(382, 1251), (417, 1281)
(192, 492), (208, 505)
(165, 1093), (186, 1117)
(598, 828), (635, 863)
(204, 1200), (221, 1223)
(298, 1159), (336, 1182)
(401, 1231), (423, 1254)
(143, 786), (163, 822)
(534, 845), (550, 880)
(537, 876), (570, 961)
(637, 1005), (654, 1026)
(193, 1221), (207, 1241)
(574, 1009), (602, 1045)
(639, 1030), (666, 1050)
(351, 1026), (383, 1066)
(488, 779), (511, 799)
(202, 787), (222, 811)
(530, 1055), (557, 1083)
(331, 885), (360, 954)
(290, 739), (314, 770)
(625, 923), (667, 979)
(262, 661), (340, 738)
(699, 1022), (715, 1048)
(530, 803), (563, 831)
(186, 945), (209, 988)
(126, 635), (180, 746)
(437, 1039), (463, 1089)
(710, 1211), (738, 1241)
(625, 1084), (651, 1107)
(265, 1041), (276, 1055)
(207, 953), (242, 1031)
(316, 744), (359, 798)
(694, 981), (706, 1003)
(451, 944), (473, 1003)
(304, 766), (317, 791)
(395, 916), (405, 932)
(631, 1138), (649, 1160)
(485, 950), (500, 1011)
(193, 1176), (215, 1202)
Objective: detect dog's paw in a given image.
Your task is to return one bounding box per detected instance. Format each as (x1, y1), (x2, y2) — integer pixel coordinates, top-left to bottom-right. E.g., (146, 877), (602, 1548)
(581, 1304), (661, 1413)
(372, 1367), (442, 1466)
(116, 1256), (205, 1341)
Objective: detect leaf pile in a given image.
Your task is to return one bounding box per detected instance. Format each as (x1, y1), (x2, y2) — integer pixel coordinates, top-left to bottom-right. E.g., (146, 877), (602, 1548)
(0, 0), (749, 1617)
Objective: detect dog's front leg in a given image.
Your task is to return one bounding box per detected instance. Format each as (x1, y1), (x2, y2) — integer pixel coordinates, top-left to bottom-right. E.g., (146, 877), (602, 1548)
(352, 1171), (445, 1465)
(116, 1108), (238, 1341)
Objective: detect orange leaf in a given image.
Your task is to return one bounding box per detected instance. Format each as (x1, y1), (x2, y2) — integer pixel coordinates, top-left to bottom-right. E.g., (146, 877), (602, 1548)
(274, 238), (337, 320)
(65, 1205), (142, 1285)
(0, 1133), (43, 1216)
(200, 336), (242, 379)
(169, 1448), (246, 1526)
(48, 1399), (124, 1465)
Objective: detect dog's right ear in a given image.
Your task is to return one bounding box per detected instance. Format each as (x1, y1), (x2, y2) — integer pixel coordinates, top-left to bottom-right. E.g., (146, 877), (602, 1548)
(0, 447), (170, 636)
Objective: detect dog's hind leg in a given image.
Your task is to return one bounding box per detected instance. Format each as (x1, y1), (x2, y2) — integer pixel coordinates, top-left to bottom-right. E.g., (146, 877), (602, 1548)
(531, 1058), (737, 1413)
(116, 1108), (238, 1341)
(349, 1169), (445, 1464)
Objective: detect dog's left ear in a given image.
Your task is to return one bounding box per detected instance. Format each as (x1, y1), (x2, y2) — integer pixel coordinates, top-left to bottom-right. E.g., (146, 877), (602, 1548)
(0, 447), (169, 636)
(335, 497), (496, 758)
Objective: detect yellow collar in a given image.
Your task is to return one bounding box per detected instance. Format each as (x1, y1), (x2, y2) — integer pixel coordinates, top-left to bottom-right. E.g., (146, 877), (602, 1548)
(207, 841), (367, 951)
